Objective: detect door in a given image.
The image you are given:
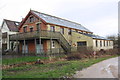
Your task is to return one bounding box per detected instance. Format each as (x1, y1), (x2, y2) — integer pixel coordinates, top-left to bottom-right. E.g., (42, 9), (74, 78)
(36, 40), (44, 54)
(22, 43), (28, 53)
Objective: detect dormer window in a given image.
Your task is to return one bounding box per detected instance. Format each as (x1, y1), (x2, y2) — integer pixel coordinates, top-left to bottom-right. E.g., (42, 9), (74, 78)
(30, 16), (34, 22)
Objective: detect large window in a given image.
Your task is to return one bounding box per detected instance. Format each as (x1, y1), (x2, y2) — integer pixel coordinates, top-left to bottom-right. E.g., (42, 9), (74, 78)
(50, 26), (55, 32)
(23, 26), (27, 33)
(60, 27), (64, 34)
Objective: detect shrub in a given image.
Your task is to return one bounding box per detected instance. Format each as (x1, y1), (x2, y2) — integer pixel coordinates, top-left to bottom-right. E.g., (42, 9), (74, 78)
(66, 53), (82, 60)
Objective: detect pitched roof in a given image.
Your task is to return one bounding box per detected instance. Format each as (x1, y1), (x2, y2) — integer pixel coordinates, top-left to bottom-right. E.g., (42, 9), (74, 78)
(31, 10), (92, 33)
(3, 19), (20, 32)
(79, 32), (111, 40)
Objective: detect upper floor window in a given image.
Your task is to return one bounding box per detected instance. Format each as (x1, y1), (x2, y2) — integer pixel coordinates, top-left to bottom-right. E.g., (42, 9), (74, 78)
(60, 27), (64, 34)
(36, 23), (40, 31)
(30, 27), (33, 32)
(29, 16), (34, 22)
(50, 26), (55, 32)
(23, 26), (27, 33)
(68, 29), (72, 35)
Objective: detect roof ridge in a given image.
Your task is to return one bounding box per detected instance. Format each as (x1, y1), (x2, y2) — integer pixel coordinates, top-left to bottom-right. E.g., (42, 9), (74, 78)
(4, 19), (20, 23)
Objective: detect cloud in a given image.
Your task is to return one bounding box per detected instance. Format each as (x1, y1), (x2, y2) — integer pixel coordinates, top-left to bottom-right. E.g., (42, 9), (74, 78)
(0, 0), (118, 37)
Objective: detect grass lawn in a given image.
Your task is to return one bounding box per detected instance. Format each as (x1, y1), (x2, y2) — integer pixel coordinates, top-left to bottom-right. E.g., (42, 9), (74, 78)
(2, 55), (118, 78)
(2, 56), (49, 65)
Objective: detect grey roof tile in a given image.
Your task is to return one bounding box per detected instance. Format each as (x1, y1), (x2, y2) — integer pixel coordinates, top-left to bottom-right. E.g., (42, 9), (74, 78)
(4, 19), (20, 32)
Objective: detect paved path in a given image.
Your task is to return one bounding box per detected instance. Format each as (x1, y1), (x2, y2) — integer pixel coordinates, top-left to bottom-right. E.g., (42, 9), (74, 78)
(73, 57), (119, 78)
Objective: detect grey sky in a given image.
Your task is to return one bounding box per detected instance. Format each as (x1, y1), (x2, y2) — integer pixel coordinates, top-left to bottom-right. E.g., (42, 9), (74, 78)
(0, 0), (118, 37)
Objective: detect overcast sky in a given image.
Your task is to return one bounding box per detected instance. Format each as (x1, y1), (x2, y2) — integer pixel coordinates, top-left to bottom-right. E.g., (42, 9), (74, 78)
(0, 0), (118, 37)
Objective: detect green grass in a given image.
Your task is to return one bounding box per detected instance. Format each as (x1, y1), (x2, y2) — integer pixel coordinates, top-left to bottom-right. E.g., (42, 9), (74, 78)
(2, 56), (49, 65)
(2, 55), (118, 78)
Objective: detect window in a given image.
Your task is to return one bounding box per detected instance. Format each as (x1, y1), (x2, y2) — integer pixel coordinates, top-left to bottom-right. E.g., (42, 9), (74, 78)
(36, 24), (40, 31)
(109, 41), (111, 46)
(30, 27), (33, 32)
(30, 17), (34, 22)
(77, 41), (87, 46)
(96, 40), (98, 47)
(104, 40), (105, 46)
(51, 40), (55, 48)
(107, 41), (108, 46)
(23, 26), (27, 32)
(60, 27), (64, 34)
(68, 29), (72, 35)
(50, 26), (55, 32)
(100, 40), (102, 47)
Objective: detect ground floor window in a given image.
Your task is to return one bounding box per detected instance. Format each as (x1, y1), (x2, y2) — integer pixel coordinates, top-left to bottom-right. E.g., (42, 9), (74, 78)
(51, 40), (55, 48)
(77, 41), (87, 46)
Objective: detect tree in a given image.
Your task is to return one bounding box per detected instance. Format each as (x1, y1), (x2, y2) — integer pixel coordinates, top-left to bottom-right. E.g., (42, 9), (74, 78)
(106, 35), (118, 48)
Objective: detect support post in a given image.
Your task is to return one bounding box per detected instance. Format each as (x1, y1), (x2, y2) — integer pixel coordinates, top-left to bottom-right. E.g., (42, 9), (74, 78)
(34, 38), (36, 54)
(24, 40), (26, 54)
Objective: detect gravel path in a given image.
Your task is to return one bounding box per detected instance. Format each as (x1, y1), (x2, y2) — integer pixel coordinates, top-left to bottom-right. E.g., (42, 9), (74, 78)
(73, 57), (119, 78)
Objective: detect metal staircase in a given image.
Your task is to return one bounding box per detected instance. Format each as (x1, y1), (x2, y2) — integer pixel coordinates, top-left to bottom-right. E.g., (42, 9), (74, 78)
(40, 31), (71, 53)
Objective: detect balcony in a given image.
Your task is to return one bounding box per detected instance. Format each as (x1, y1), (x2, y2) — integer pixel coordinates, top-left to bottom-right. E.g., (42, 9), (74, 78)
(9, 30), (60, 40)
(9, 30), (71, 53)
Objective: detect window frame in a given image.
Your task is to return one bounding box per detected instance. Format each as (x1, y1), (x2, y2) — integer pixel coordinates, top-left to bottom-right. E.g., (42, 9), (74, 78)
(23, 26), (27, 33)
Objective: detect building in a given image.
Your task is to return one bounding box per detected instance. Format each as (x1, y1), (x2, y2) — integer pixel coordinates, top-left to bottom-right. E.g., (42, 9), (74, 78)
(9, 10), (113, 55)
(1, 19), (20, 53)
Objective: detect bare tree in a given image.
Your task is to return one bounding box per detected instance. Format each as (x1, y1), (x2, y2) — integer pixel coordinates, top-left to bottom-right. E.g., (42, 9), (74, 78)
(106, 35), (118, 48)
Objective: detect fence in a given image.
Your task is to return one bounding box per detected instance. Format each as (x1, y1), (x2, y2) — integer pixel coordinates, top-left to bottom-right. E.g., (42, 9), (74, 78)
(2, 46), (94, 58)
(3, 46), (119, 58)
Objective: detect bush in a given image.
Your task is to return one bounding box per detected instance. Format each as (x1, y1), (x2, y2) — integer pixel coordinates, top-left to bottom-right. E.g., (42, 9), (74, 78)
(66, 53), (82, 60)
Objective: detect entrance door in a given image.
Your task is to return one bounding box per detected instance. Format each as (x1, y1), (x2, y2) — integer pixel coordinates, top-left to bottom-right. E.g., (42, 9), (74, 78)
(36, 40), (43, 54)
(22, 44), (28, 53)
